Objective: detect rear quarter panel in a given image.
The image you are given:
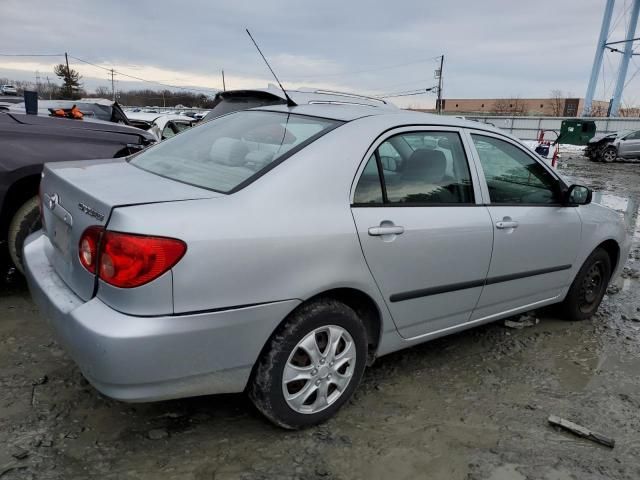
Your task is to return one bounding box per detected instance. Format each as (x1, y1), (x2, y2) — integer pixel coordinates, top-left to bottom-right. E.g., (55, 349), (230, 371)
(106, 118), (400, 338)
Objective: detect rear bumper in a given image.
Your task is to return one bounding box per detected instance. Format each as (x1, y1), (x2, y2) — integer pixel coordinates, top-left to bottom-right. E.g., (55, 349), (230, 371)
(24, 232), (300, 402)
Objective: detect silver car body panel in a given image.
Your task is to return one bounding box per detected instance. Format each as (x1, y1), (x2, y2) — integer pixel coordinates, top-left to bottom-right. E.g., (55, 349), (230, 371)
(25, 105), (631, 401)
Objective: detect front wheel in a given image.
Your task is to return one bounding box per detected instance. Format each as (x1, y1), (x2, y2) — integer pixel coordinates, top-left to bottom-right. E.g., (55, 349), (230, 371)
(602, 146), (617, 163)
(7, 196), (41, 274)
(560, 248), (612, 321)
(248, 299), (367, 429)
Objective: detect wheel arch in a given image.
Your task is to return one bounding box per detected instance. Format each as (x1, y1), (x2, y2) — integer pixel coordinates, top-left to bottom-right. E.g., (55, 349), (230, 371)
(251, 287), (384, 385)
(596, 238), (620, 273)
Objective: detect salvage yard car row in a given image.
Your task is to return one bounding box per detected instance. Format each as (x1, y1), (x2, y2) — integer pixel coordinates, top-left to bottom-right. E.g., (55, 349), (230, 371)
(18, 88), (630, 428)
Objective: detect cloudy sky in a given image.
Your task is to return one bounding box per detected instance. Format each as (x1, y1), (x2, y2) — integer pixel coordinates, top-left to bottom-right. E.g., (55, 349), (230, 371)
(2, 0), (639, 107)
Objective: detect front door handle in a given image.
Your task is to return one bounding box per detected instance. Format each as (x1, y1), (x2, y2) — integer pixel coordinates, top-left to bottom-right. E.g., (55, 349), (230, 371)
(496, 220), (519, 229)
(368, 225), (405, 236)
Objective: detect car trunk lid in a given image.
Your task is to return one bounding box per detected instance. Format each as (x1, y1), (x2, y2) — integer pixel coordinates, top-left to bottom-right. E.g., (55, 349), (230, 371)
(40, 158), (219, 300)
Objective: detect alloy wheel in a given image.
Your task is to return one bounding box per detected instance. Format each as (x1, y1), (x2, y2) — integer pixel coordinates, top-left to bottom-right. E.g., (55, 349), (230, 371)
(282, 325), (356, 414)
(603, 149), (616, 163)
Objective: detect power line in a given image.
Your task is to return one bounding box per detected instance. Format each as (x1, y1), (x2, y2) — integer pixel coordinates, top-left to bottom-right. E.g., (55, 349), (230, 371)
(287, 56), (443, 80)
(0, 53), (64, 57)
(67, 54), (218, 94)
(377, 88), (436, 99)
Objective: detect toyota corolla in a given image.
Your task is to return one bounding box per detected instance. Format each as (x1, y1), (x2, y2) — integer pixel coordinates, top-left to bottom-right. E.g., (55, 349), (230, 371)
(24, 103), (630, 429)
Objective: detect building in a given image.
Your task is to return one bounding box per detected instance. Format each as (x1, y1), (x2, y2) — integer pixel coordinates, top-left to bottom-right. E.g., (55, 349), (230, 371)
(435, 98), (610, 117)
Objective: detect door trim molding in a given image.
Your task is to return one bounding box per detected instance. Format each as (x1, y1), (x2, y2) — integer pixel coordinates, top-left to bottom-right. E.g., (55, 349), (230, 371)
(400, 294), (562, 342)
(389, 264), (572, 303)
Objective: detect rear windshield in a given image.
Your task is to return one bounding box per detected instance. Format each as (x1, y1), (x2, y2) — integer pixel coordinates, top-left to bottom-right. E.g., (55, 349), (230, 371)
(130, 110), (341, 193)
(202, 95), (285, 122)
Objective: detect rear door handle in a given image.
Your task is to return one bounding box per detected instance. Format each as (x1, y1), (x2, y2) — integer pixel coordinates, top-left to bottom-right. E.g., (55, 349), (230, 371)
(496, 220), (519, 229)
(368, 226), (405, 236)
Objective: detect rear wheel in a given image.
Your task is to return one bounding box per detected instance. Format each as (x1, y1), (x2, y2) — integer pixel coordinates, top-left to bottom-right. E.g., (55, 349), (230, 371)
(602, 146), (617, 163)
(7, 196), (41, 274)
(248, 299), (367, 429)
(560, 248), (611, 321)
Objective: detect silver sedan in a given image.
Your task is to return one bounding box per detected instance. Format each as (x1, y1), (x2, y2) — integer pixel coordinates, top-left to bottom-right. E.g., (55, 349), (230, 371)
(25, 102), (630, 429)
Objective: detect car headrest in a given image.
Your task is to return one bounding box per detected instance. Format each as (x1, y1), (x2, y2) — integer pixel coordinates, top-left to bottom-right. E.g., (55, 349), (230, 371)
(403, 149), (447, 182)
(210, 137), (249, 166)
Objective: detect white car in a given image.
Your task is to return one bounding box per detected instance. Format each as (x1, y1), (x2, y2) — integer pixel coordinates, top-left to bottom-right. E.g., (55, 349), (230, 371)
(1, 85), (18, 96)
(125, 112), (196, 141)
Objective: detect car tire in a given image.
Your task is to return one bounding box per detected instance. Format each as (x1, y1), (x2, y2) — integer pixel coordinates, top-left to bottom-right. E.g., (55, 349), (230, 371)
(7, 196), (41, 274)
(560, 248), (612, 321)
(602, 146), (617, 163)
(248, 299), (368, 429)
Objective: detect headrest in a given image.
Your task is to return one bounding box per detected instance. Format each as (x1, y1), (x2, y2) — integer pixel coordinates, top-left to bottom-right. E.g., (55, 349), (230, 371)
(210, 137), (249, 166)
(403, 149), (447, 181)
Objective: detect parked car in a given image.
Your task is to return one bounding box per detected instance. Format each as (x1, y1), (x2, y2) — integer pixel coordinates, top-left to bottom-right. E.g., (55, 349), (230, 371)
(8, 98), (133, 123)
(1, 85), (18, 96)
(0, 109), (156, 273)
(202, 86), (397, 122)
(124, 112), (196, 141)
(585, 129), (640, 162)
(24, 104), (629, 429)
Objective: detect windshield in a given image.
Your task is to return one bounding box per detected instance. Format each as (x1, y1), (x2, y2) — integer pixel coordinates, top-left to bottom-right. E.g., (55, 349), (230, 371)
(130, 110), (341, 193)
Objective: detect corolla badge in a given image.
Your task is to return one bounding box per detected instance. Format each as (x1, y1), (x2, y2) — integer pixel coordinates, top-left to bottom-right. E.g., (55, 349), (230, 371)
(78, 202), (105, 222)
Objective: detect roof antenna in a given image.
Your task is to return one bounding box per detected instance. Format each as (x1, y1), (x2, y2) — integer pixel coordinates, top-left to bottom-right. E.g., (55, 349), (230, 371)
(245, 28), (297, 107)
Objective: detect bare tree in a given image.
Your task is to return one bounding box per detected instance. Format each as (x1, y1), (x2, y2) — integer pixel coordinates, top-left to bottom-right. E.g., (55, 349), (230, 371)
(94, 86), (111, 98)
(491, 97), (526, 116)
(549, 89), (565, 116)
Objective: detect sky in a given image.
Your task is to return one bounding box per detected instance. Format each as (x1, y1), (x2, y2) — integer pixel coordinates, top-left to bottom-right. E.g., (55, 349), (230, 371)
(2, 0), (640, 108)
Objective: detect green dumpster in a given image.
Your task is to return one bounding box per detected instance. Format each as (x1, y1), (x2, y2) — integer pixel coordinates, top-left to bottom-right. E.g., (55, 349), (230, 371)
(557, 119), (596, 145)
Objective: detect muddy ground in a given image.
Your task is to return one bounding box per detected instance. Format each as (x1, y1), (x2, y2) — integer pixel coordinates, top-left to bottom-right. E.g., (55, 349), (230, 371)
(1, 154), (640, 480)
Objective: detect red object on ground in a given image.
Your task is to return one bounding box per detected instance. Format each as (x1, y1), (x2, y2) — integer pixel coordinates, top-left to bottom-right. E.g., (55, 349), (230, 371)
(551, 144), (559, 167)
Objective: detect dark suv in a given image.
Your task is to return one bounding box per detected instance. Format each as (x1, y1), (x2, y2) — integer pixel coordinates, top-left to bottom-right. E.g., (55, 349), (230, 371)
(0, 108), (155, 273)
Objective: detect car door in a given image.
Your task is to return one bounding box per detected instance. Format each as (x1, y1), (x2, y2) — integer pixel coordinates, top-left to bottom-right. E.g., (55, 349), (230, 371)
(618, 130), (640, 158)
(467, 131), (582, 321)
(351, 128), (494, 339)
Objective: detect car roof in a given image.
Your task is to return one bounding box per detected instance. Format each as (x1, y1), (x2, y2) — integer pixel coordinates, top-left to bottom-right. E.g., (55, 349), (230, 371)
(254, 103), (508, 136)
(220, 85), (397, 109)
(126, 112), (191, 122)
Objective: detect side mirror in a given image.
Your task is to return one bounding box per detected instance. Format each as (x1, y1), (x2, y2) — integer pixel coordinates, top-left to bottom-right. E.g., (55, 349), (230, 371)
(566, 184), (592, 206)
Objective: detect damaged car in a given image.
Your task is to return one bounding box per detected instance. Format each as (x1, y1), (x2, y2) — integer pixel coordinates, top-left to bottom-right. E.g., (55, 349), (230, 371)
(25, 102), (630, 429)
(585, 129), (640, 162)
(0, 106), (156, 273)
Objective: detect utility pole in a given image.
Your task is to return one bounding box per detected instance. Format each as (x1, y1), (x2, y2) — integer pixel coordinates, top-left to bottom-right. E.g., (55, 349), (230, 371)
(46, 76), (52, 100)
(65, 52), (71, 98)
(222, 69), (226, 91)
(436, 54), (444, 114)
(610, 0), (640, 116)
(110, 68), (115, 102)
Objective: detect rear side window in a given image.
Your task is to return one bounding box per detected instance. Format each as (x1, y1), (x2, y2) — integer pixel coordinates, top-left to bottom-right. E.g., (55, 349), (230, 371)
(353, 131), (474, 205)
(131, 111), (341, 193)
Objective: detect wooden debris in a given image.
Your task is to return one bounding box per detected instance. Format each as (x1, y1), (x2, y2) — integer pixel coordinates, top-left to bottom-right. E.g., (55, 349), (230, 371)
(548, 415), (615, 448)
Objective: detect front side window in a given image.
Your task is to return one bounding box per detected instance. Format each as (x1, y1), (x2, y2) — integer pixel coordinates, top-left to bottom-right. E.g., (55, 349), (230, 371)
(131, 111), (341, 193)
(471, 134), (561, 204)
(353, 131), (474, 205)
(624, 130), (640, 140)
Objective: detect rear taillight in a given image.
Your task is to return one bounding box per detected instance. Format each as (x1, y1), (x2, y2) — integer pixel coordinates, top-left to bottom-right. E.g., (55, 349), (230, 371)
(78, 227), (186, 288)
(78, 226), (103, 273)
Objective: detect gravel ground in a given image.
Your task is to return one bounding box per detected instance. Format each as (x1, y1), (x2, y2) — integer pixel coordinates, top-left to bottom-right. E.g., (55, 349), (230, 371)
(1, 154), (640, 480)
